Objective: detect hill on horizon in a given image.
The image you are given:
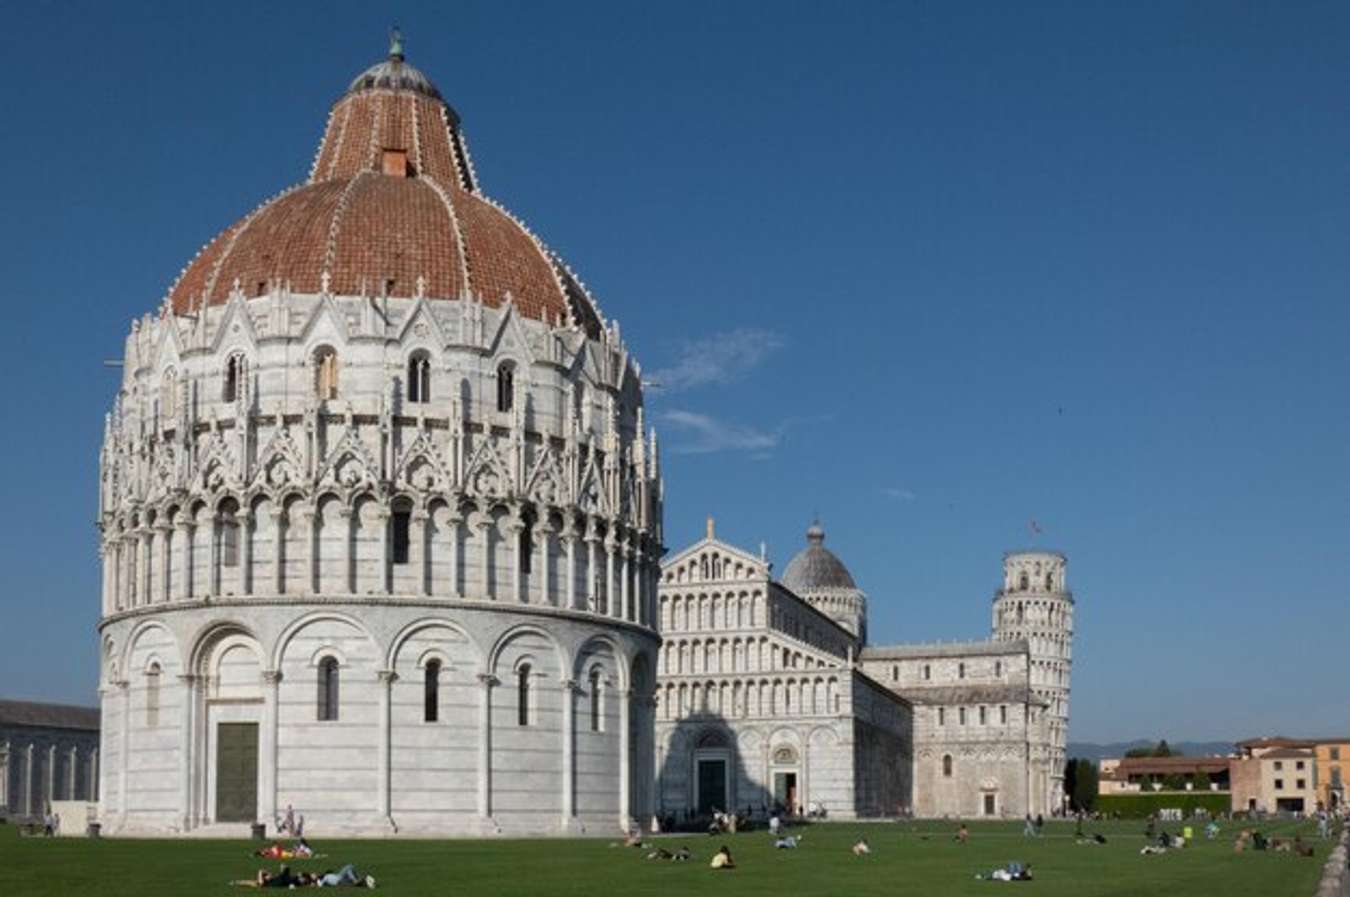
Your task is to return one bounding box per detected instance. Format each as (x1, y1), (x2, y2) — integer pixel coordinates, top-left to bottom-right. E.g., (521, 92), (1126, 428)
(1067, 740), (1236, 762)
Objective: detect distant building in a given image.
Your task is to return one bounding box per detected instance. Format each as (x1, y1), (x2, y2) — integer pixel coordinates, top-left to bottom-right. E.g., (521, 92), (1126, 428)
(1097, 755), (1231, 795)
(1231, 738), (1318, 814)
(1313, 741), (1349, 811)
(0, 701), (100, 822)
(654, 521), (1070, 820)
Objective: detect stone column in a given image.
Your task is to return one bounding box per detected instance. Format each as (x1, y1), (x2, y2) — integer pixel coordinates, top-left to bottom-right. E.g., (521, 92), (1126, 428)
(139, 528), (152, 607)
(506, 509), (525, 604)
(447, 508), (463, 598)
(559, 678), (578, 826)
(178, 521), (195, 600)
(584, 524), (599, 613)
(801, 738), (811, 817)
(376, 670), (397, 824)
(476, 514), (493, 600)
(156, 523), (172, 603)
(89, 749), (98, 803)
(237, 509), (253, 596)
(476, 674), (496, 819)
(100, 544), (112, 615)
(604, 531), (618, 618)
(271, 509), (285, 595)
(302, 506), (318, 595)
(620, 545), (632, 622)
(117, 679), (130, 825)
(208, 515), (220, 597)
(260, 671), (282, 832)
(340, 508), (355, 594)
(561, 520), (578, 610)
(24, 743), (34, 818)
(377, 509), (391, 595)
(537, 517), (554, 606)
(46, 744), (56, 807)
(411, 510), (430, 596)
(618, 689), (631, 829)
(67, 745), (77, 801)
(177, 674), (196, 830)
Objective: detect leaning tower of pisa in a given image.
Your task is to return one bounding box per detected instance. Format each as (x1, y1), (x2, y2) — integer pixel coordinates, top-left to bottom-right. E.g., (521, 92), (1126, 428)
(991, 551), (1073, 812)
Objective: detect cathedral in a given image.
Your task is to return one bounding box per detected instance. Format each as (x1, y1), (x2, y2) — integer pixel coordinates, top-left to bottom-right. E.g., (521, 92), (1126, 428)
(94, 39), (1071, 836)
(654, 522), (1071, 821)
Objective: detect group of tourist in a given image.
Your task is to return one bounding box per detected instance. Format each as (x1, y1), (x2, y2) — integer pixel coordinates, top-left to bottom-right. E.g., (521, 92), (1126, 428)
(231, 834), (375, 889)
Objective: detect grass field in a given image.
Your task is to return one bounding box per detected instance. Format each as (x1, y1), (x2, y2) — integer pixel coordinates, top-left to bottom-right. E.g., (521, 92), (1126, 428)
(0, 818), (1330, 896)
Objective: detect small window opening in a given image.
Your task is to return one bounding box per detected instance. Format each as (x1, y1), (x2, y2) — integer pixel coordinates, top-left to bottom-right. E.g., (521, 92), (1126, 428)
(221, 513), (240, 568)
(392, 508), (411, 565)
(223, 355), (245, 403)
(520, 519), (533, 575)
(517, 664), (532, 726)
(146, 664), (161, 728)
(424, 660), (441, 722)
(497, 362), (515, 413)
(589, 669), (603, 732)
(943, 754), (953, 777)
(315, 348), (339, 400)
(317, 657), (340, 721)
(407, 354), (431, 403)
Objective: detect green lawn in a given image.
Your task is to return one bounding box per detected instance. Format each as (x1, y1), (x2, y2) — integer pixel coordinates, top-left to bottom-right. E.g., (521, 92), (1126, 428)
(0, 818), (1330, 896)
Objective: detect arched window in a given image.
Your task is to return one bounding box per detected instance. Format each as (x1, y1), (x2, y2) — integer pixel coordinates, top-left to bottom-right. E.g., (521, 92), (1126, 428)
(923, 664), (931, 681)
(407, 353), (431, 404)
(162, 369), (177, 418)
(958, 662), (966, 680)
(317, 656), (340, 721)
(391, 503), (411, 566)
(995, 661), (1003, 678)
(891, 665), (898, 682)
(1018, 572), (1029, 591)
(223, 354), (245, 403)
(146, 663), (161, 728)
(959, 707), (967, 725)
(938, 707), (945, 726)
(315, 347), (339, 400)
(1045, 572), (1054, 590)
(496, 362), (515, 413)
(942, 754), (953, 777)
(589, 669), (603, 732)
(219, 503), (240, 568)
(517, 664), (532, 726)
(979, 705), (987, 725)
(424, 660), (441, 722)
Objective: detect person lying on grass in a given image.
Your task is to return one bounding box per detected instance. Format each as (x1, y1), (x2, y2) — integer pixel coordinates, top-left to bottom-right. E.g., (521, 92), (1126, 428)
(710, 845), (736, 869)
(774, 835), (800, 849)
(976, 862), (1032, 881)
(314, 863), (377, 887)
(230, 865), (315, 888)
(851, 838), (871, 856)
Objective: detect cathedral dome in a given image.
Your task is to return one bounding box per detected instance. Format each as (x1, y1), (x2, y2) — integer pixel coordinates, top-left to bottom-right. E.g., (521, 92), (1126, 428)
(167, 39), (602, 337)
(781, 521), (857, 592)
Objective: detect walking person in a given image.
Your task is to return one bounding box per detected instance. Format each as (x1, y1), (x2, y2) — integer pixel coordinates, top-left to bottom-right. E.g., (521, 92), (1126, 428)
(1023, 813), (1036, 837)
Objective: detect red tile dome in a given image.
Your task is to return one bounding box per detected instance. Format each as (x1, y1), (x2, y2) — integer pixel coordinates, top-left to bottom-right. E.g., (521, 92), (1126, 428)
(167, 43), (603, 337)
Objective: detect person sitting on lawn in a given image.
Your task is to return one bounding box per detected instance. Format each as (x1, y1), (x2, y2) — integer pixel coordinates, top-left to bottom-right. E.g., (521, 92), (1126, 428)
(769, 814), (782, 836)
(851, 838), (871, 856)
(673, 846), (692, 862)
(622, 828), (644, 848)
(710, 845), (736, 869)
(293, 838), (315, 858)
(955, 824), (969, 844)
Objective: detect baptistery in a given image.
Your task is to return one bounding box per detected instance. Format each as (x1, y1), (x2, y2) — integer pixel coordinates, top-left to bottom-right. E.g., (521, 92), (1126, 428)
(96, 37), (662, 836)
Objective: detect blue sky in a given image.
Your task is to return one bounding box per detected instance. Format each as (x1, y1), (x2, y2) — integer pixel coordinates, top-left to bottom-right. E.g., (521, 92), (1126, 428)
(1, 1), (1347, 742)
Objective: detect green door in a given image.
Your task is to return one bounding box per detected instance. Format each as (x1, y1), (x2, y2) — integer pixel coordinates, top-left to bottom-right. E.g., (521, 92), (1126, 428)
(216, 722), (258, 823)
(697, 759), (726, 815)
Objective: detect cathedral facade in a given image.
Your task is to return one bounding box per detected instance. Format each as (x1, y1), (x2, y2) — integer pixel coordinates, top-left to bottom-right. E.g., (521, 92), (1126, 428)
(96, 42), (662, 836)
(655, 524), (1071, 820)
